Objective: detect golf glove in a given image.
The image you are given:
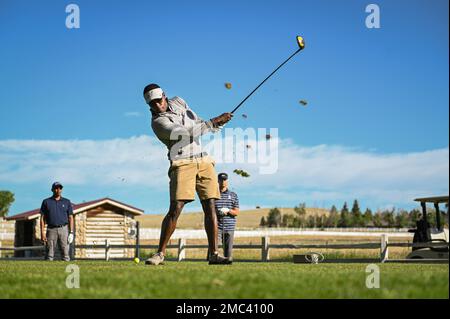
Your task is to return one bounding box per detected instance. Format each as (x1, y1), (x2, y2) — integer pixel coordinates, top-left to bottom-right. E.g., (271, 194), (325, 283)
(218, 207), (230, 216)
(211, 124), (225, 133)
(67, 232), (74, 244)
(211, 113), (233, 128)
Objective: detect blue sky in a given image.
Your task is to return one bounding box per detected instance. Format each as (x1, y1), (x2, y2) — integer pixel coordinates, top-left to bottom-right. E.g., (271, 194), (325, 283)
(0, 0), (448, 215)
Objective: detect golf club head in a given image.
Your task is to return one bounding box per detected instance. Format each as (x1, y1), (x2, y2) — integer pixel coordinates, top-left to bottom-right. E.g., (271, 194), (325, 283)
(296, 36), (305, 50)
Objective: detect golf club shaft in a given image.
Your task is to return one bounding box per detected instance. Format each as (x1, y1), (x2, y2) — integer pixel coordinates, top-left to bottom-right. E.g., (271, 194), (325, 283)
(230, 48), (302, 114)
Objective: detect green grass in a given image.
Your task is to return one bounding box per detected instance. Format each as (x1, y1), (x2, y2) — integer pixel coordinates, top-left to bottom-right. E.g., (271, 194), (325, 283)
(0, 261), (447, 299)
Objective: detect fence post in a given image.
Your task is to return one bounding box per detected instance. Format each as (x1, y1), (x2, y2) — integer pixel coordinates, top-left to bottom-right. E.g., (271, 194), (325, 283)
(380, 234), (389, 263)
(0, 241), (2, 258)
(262, 236), (270, 262)
(178, 238), (186, 262)
(105, 239), (110, 261)
(135, 221), (140, 260)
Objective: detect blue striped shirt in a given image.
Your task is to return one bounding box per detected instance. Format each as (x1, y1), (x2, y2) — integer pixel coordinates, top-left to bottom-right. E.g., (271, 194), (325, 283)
(215, 189), (239, 231)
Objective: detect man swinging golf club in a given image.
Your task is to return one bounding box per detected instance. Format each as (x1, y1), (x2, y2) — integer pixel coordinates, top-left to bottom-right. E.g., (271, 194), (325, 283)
(143, 83), (232, 265)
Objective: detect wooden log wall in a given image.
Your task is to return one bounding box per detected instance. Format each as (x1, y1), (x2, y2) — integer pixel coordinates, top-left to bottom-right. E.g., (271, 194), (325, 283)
(75, 212), (86, 258)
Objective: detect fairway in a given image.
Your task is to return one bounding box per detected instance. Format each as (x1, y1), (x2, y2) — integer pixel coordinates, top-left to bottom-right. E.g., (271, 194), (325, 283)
(0, 261), (447, 299)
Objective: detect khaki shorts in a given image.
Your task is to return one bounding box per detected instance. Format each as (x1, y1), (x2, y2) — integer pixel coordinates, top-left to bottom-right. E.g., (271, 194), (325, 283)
(168, 155), (220, 201)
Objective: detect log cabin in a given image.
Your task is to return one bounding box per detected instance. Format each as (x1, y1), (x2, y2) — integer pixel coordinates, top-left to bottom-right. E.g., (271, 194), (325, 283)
(5, 197), (144, 259)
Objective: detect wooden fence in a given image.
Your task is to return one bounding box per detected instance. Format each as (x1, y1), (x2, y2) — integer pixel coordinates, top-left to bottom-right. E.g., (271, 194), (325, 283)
(0, 235), (448, 263)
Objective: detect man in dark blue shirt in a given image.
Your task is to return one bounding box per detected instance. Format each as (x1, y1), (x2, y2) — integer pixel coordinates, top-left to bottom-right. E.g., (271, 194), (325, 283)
(215, 172), (239, 263)
(40, 182), (74, 261)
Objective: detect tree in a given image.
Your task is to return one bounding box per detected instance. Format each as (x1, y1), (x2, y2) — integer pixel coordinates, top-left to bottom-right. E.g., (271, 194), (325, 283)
(266, 208), (282, 227)
(338, 202), (351, 227)
(292, 215), (305, 228)
(443, 203), (449, 228)
(395, 210), (410, 228)
(350, 199), (363, 227)
(409, 209), (421, 227)
(382, 209), (395, 227)
(260, 216), (266, 227)
(306, 215), (316, 228)
(294, 203), (307, 217)
(325, 205), (339, 227)
(373, 211), (383, 227)
(281, 214), (295, 227)
(0, 191), (15, 218)
(289, 203), (308, 228)
(363, 208), (373, 227)
(427, 209), (437, 228)
(315, 215), (326, 228)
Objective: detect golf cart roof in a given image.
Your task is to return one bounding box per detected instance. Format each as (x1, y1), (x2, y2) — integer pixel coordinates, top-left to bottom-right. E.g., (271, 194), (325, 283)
(414, 196), (449, 204)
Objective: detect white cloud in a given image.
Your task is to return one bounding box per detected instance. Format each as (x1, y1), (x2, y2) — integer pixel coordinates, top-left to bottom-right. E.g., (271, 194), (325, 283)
(204, 134), (449, 206)
(0, 135), (169, 187)
(0, 135), (448, 207)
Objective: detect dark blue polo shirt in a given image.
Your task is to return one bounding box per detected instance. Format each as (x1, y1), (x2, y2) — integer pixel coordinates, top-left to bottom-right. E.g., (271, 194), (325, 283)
(40, 197), (73, 227)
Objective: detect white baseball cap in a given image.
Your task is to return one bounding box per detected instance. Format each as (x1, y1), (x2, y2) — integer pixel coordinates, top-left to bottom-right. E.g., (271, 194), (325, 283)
(144, 88), (164, 104)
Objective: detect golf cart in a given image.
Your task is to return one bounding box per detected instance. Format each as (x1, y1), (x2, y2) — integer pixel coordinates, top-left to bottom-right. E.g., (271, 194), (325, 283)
(406, 196), (449, 260)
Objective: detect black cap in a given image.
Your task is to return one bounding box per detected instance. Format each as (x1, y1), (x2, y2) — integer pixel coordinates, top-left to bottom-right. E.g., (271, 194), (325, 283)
(51, 182), (63, 190)
(218, 173), (228, 181)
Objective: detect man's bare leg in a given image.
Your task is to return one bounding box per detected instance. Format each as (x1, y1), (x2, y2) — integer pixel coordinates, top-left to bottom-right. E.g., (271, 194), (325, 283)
(201, 198), (218, 255)
(157, 200), (186, 255)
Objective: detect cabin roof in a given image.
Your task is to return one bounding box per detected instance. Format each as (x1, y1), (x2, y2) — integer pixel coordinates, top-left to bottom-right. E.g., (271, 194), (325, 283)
(5, 197), (144, 221)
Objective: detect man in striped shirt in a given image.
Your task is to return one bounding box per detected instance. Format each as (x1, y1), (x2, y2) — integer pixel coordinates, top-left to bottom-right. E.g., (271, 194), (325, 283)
(215, 172), (240, 262)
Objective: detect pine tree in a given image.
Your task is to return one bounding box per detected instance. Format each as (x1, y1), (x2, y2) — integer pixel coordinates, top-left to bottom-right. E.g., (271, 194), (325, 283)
(326, 205), (339, 227)
(338, 202), (351, 227)
(350, 199), (363, 227)
(363, 208), (373, 227)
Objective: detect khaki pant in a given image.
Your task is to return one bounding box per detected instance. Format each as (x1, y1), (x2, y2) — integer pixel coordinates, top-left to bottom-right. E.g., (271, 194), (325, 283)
(169, 155), (220, 201)
(46, 224), (70, 261)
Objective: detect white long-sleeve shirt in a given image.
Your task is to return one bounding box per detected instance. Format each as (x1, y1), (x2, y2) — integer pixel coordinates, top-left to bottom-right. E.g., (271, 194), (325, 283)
(151, 96), (216, 161)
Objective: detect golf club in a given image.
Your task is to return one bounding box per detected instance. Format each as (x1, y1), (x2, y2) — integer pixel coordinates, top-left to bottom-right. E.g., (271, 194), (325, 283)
(230, 36), (305, 114)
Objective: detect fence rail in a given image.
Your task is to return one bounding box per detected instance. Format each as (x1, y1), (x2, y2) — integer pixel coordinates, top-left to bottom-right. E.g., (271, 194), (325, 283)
(138, 228), (413, 240)
(1, 235), (448, 262)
